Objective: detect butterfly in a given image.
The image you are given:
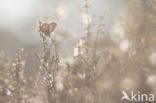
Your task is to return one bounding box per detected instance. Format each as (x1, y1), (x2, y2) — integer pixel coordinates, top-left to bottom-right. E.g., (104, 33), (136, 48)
(39, 21), (57, 36)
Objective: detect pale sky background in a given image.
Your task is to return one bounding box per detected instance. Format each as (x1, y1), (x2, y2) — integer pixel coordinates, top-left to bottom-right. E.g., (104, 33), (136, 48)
(0, 0), (125, 44)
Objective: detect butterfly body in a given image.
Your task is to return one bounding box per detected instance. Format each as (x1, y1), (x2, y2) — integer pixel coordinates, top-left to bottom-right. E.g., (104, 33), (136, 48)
(39, 21), (57, 36)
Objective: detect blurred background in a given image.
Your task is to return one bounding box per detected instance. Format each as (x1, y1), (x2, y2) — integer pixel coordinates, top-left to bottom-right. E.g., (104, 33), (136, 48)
(0, 0), (156, 103)
(0, 0), (124, 44)
(0, 0), (125, 75)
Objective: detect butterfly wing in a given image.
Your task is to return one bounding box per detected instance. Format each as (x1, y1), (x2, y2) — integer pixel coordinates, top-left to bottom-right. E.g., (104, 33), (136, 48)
(40, 23), (50, 36)
(49, 22), (57, 34)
